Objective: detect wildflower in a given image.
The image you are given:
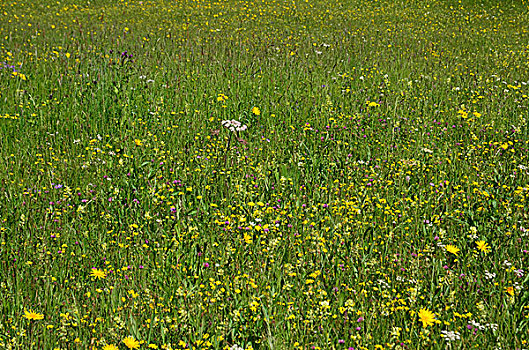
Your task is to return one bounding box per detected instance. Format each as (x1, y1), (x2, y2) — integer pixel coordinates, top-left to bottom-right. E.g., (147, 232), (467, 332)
(484, 270), (496, 280)
(486, 323), (498, 331)
(440, 330), (460, 342)
(418, 309), (435, 327)
(221, 119), (247, 132)
(476, 240), (491, 254)
(422, 147), (434, 154)
(23, 309), (44, 321)
(90, 268), (106, 279)
(389, 327), (401, 337)
(469, 320), (486, 330)
(505, 286), (515, 296)
(103, 345), (119, 350)
(252, 106), (261, 115)
(445, 245), (460, 256)
(134, 139), (143, 146)
(244, 232), (253, 244)
(123, 336), (140, 349)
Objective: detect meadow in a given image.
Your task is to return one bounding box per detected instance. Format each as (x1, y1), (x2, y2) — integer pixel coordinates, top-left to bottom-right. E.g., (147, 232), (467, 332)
(1, 0), (529, 348)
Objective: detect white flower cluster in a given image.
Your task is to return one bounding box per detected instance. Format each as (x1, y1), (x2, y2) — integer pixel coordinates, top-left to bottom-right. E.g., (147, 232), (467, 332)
(230, 345), (244, 350)
(470, 320), (499, 331)
(484, 270), (496, 280)
(440, 330), (460, 342)
(222, 119), (247, 132)
(470, 320), (486, 330)
(377, 279), (390, 289)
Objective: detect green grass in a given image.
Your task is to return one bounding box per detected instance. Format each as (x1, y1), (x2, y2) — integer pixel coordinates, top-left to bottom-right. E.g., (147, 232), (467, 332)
(1, 0), (529, 349)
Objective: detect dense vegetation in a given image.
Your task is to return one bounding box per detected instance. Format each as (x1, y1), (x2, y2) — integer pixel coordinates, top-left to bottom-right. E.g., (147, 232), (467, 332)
(1, 0), (529, 348)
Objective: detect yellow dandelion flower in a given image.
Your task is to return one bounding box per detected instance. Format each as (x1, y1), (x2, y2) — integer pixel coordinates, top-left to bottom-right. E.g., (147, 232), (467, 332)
(418, 309), (435, 327)
(103, 345), (119, 350)
(445, 245), (460, 255)
(90, 268), (106, 279)
(505, 286), (515, 296)
(123, 337), (140, 349)
(23, 309), (44, 321)
(476, 240), (491, 254)
(252, 106), (261, 116)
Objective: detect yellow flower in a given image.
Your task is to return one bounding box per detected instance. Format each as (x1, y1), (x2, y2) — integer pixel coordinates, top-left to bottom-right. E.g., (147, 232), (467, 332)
(505, 286), (515, 296)
(476, 240), (491, 254)
(134, 139), (143, 146)
(102, 345), (119, 350)
(217, 94), (227, 102)
(445, 245), (460, 255)
(367, 101), (380, 107)
(244, 232), (253, 244)
(23, 309), (44, 321)
(252, 106), (261, 116)
(123, 337), (140, 349)
(90, 268), (106, 279)
(418, 309), (435, 327)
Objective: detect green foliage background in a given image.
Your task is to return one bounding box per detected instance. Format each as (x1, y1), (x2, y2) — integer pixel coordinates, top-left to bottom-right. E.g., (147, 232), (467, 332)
(0, 0), (528, 349)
